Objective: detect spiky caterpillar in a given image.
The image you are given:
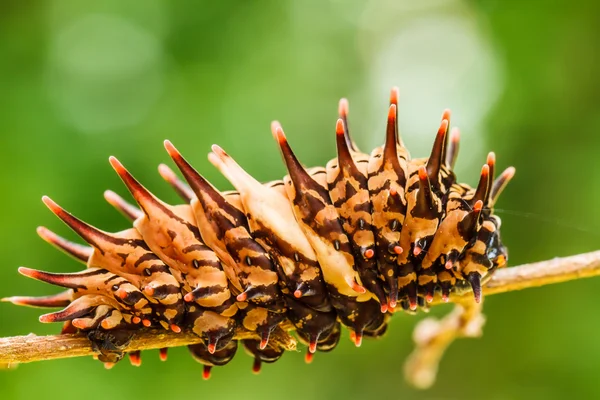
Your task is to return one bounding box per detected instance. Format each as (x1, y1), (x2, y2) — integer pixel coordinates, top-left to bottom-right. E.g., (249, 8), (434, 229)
(3, 88), (514, 377)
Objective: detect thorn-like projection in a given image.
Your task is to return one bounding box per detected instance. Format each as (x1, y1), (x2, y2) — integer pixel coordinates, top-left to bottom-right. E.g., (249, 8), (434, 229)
(108, 157), (165, 218)
(467, 272), (483, 303)
(389, 87), (401, 145)
(390, 86), (399, 107)
(345, 278), (367, 294)
(486, 152), (496, 201)
(183, 286), (218, 303)
(207, 341), (217, 355)
(158, 163), (195, 203)
(36, 226), (92, 263)
(389, 243), (404, 255)
(445, 127), (460, 169)
(426, 114), (450, 185)
(335, 119), (359, 176)
(1, 291), (72, 308)
(407, 283), (418, 311)
(413, 243), (423, 256)
(41, 196), (116, 250)
(293, 283), (315, 299)
(383, 104), (400, 162)
(236, 292), (248, 302)
(271, 122), (312, 186)
(338, 98), (359, 152)
(445, 260), (454, 270)
(459, 200), (484, 237)
(471, 164), (490, 206)
(259, 331), (270, 350)
(388, 278), (399, 310)
(103, 190), (143, 222)
(442, 291), (450, 303)
(490, 167), (516, 206)
(159, 348), (168, 362)
(39, 295), (113, 323)
(338, 98), (349, 119)
(308, 338), (318, 354)
(416, 166), (434, 215)
(18, 267), (89, 289)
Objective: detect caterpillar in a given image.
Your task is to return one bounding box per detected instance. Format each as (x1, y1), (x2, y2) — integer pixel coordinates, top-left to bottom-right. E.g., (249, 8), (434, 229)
(3, 88), (514, 378)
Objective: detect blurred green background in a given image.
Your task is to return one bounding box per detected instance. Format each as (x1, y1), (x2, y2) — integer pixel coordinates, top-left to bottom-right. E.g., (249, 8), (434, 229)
(1, 1), (599, 399)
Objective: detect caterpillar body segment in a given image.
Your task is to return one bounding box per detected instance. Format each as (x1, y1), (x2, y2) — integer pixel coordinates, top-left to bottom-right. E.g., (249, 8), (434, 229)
(185, 305), (237, 353)
(7, 89), (514, 375)
(108, 157), (235, 316)
(367, 102), (410, 310)
(208, 144), (348, 355)
(238, 304), (287, 350)
(17, 267), (151, 320)
(208, 144), (331, 313)
(38, 294), (124, 327)
(283, 295), (338, 355)
(272, 123), (368, 302)
(326, 119), (387, 311)
(39, 198), (185, 329)
(164, 141), (283, 312)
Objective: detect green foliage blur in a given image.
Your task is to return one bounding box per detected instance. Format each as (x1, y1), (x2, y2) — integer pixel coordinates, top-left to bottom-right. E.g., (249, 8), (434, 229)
(1, 1), (599, 399)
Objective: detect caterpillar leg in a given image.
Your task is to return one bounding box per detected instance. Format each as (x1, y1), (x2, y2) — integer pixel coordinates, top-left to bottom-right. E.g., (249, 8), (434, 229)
(165, 141), (283, 311)
(242, 339), (284, 374)
(188, 339), (238, 380)
(109, 156), (233, 314)
(284, 295), (338, 355)
(301, 321), (341, 363)
(187, 307), (236, 354)
(208, 143), (331, 312)
(239, 305), (286, 350)
(88, 327), (137, 364)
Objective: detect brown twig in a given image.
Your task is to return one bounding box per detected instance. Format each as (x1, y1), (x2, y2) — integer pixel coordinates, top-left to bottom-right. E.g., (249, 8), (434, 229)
(0, 326), (296, 367)
(1, 250), (600, 367)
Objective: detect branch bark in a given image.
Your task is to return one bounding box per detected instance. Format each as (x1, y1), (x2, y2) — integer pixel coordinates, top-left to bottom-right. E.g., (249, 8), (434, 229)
(1, 250), (600, 366)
